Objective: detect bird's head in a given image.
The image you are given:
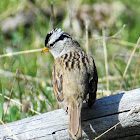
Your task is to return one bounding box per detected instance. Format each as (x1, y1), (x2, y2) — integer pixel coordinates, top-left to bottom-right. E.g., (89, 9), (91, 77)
(42, 28), (73, 59)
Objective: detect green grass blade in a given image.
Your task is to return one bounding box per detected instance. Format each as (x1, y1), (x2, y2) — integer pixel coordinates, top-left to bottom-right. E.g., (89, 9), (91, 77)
(0, 86), (5, 120)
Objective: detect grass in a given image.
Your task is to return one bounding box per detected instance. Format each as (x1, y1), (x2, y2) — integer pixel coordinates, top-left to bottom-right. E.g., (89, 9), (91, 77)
(0, 86), (5, 120)
(0, 0), (140, 123)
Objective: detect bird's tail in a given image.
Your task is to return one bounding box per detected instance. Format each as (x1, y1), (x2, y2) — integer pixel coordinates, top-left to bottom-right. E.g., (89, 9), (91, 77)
(68, 97), (82, 139)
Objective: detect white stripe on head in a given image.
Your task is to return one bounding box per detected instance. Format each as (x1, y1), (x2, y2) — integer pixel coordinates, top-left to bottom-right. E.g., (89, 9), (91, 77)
(49, 28), (64, 45)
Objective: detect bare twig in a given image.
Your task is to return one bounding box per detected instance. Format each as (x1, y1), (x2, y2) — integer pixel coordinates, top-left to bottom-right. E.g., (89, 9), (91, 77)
(0, 93), (40, 115)
(50, 1), (55, 29)
(122, 37), (140, 78)
(109, 24), (127, 39)
(68, 0), (72, 33)
(120, 37), (140, 89)
(0, 48), (42, 58)
(94, 103), (140, 140)
(132, 41), (140, 89)
(0, 119), (19, 140)
(110, 39), (138, 48)
(132, 61), (139, 89)
(85, 21), (89, 54)
(102, 27), (109, 91)
(0, 68), (52, 85)
(76, 24), (127, 41)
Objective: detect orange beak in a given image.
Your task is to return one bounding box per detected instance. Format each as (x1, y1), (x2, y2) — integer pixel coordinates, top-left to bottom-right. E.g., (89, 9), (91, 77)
(42, 46), (49, 53)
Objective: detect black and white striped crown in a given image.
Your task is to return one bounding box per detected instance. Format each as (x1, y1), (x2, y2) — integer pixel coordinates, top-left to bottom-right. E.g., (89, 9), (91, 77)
(45, 28), (71, 47)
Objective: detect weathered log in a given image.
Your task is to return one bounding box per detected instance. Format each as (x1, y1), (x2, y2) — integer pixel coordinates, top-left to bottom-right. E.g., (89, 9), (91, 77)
(0, 88), (140, 140)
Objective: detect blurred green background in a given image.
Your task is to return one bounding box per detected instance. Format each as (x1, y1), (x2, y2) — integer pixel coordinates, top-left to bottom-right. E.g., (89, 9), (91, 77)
(0, 0), (140, 122)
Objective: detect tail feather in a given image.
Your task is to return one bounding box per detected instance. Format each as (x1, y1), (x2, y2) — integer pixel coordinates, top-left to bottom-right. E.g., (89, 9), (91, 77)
(69, 100), (82, 139)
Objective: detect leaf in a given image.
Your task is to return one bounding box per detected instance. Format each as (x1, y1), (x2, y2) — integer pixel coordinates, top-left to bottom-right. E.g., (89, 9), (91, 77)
(10, 105), (19, 121)
(0, 86), (5, 120)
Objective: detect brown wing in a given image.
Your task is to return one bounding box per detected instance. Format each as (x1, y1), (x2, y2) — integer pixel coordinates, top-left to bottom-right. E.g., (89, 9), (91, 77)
(88, 56), (98, 108)
(52, 59), (64, 103)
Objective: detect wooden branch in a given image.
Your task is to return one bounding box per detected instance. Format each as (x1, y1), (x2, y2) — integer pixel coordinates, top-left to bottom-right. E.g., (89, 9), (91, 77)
(0, 88), (140, 140)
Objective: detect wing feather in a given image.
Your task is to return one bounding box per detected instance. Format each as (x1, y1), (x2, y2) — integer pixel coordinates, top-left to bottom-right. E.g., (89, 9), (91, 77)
(88, 56), (98, 108)
(52, 63), (64, 102)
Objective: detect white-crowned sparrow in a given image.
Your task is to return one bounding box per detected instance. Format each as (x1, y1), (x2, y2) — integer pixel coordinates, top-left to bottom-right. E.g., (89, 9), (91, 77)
(42, 29), (98, 139)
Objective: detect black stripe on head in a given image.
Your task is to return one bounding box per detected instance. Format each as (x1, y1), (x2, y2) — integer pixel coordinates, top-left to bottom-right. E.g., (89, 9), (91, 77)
(57, 33), (71, 41)
(45, 32), (53, 46)
(45, 29), (58, 46)
(49, 32), (72, 47)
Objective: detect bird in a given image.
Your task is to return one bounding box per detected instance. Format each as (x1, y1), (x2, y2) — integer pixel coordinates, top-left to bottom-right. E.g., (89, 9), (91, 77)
(42, 28), (98, 139)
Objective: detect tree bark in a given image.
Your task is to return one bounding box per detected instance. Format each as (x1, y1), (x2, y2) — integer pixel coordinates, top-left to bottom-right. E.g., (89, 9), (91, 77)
(0, 88), (140, 140)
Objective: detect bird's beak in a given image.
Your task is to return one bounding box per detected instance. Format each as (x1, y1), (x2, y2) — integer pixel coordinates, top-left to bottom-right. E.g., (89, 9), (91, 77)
(42, 46), (49, 53)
